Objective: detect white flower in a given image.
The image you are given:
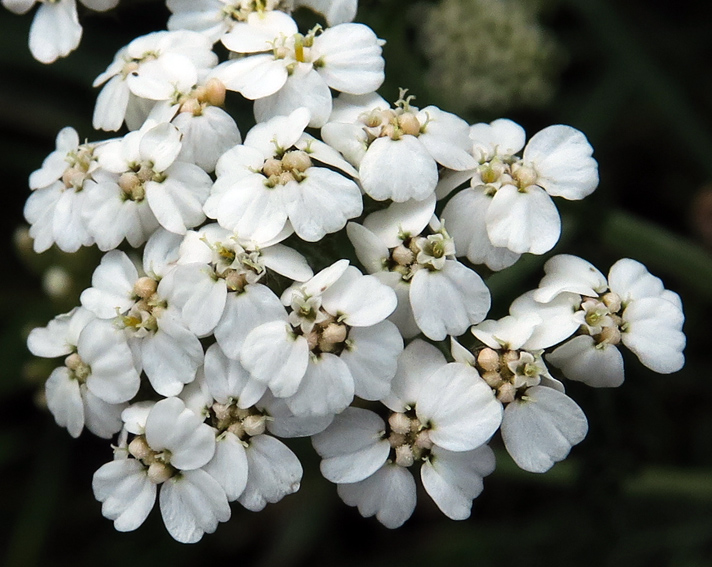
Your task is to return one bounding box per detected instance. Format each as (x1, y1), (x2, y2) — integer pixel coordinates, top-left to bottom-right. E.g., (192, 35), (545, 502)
(168, 222), (310, 349)
(167, 0), (295, 43)
(24, 127), (103, 253)
(312, 340), (500, 528)
(295, 0), (357, 25)
(183, 347), (332, 509)
(80, 249), (204, 396)
(240, 260), (402, 416)
(205, 107), (362, 242)
(440, 118), (599, 256)
(148, 76), (241, 172)
(92, 397), (230, 543)
(458, 315), (588, 473)
(83, 121), (212, 250)
(3, 0), (118, 63)
(28, 307), (138, 438)
(516, 255), (686, 387)
(347, 196), (491, 340)
(92, 30), (217, 131)
(214, 18), (384, 127)
(322, 92), (477, 202)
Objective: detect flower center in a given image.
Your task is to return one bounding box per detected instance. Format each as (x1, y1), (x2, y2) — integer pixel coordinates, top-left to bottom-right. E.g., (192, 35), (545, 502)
(209, 401), (269, 442)
(385, 411), (433, 468)
(128, 435), (177, 484)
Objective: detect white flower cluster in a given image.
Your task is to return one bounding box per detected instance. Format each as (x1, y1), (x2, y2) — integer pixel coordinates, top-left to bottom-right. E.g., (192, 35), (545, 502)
(21, 0), (686, 543)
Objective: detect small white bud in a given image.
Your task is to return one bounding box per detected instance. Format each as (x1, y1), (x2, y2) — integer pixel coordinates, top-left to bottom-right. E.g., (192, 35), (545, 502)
(147, 461), (173, 484)
(388, 412), (411, 435)
(395, 445), (415, 467)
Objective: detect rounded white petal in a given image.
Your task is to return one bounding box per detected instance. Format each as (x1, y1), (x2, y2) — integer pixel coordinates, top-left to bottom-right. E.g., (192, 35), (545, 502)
(421, 444), (496, 520)
(312, 407), (390, 484)
(284, 354), (355, 417)
(241, 321), (309, 398)
(45, 367), (84, 438)
(29, 0), (81, 64)
(546, 336), (625, 388)
(204, 343), (266, 407)
(470, 118), (526, 158)
(238, 434), (303, 511)
(410, 260), (491, 341)
(214, 284), (286, 361)
(340, 321), (403, 401)
(417, 106), (477, 171)
(382, 339), (447, 413)
(81, 250), (137, 318)
(533, 254), (608, 303)
(336, 463), (416, 529)
(203, 432), (249, 501)
(346, 222), (389, 275)
(523, 125), (598, 200)
(360, 136), (438, 202)
(622, 297), (686, 374)
(416, 363), (502, 451)
(363, 193), (436, 248)
(92, 459), (156, 533)
(607, 258), (667, 302)
(486, 184), (561, 255)
(321, 268), (396, 326)
(159, 469), (230, 543)
(501, 385), (588, 473)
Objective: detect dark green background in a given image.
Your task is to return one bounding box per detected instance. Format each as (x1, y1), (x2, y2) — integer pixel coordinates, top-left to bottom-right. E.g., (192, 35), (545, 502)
(1, 1), (711, 565)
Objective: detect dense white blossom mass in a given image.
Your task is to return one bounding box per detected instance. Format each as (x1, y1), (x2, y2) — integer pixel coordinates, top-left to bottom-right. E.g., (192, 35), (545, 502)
(14, 0), (686, 542)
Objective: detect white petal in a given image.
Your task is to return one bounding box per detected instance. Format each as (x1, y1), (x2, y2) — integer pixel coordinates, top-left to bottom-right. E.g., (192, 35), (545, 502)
(260, 245), (313, 281)
(337, 464), (416, 529)
(159, 469), (230, 543)
(203, 343), (266, 407)
(312, 23), (384, 94)
(363, 193), (436, 248)
(418, 106), (477, 170)
(607, 258), (666, 302)
(81, 250), (137, 318)
(215, 284), (286, 361)
(203, 432), (249, 501)
(254, 67), (332, 128)
(410, 261), (491, 341)
(533, 254), (608, 303)
(470, 119), (526, 158)
(546, 336), (625, 388)
(93, 76), (130, 131)
(238, 434), (302, 511)
(45, 367), (84, 438)
(340, 322), (403, 401)
(622, 298), (686, 373)
(501, 385), (588, 473)
(92, 459), (156, 532)
(145, 397), (215, 470)
(421, 444), (495, 520)
(416, 363), (502, 451)
(523, 125), (598, 200)
(29, 0), (81, 64)
(283, 167), (362, 241)
(441, 187), (520, 271)
(285, 354), (355, 417)
(312, 407), (390, 484)
(241, 321), (309, 398)
(510, 291), (581, 350)
(139, 123), (182, 172)
(221, 11), (297, 53)
(82, 387), (125, 439)
(486, 184), (561, 255)
(321, 268), (396, 326)
(346, 222), (389, 275)
(213, 55), (288, 99)
(360, 136), (438, 202)
(382, 339), (447, 413)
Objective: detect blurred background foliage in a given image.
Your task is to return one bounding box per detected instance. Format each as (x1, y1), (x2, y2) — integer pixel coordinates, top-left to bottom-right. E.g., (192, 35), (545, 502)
(1, 0), (712, 565)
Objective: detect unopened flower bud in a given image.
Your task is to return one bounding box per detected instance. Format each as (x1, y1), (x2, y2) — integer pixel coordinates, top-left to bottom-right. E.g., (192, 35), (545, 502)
(179, 98), (202, 116)
(212, 402), (232, 422)
(137, 164), (154, 183)
(225, 271), (247, 292)
(395, 444), (415, 467)
(497, 382), (516, 404)
(133, 276), (158, 299)
(321, 323), (347, 345)
(414, 430), (433, 450)
(242, 415), (266, 437)
(398, 112), (421, 136)
(388, 412), (411, 435)
(282, 150), (312, 172)
(147, 461), (173, 484)
(477, 347), (500, 372)
(381, 123), (397, 140)
(62, 167), (84, 189)
(392, 245), (415, 266)
(482, 370), (503, 388)
(513, 164), (538, 188)
(227, 422), (245, 438)
(119, 172), (140, 195)
(204, 78), (226, 106)
(602, 292), (622, 314)
(64, 352), (83, 371)
(279, 171), (296, 185)
(388, 432), (406, 448)
(128, 436), (152, 461)
(502, 350), (520, 365)
(263, 158), (283, 177)
(597, 325), (621, 346)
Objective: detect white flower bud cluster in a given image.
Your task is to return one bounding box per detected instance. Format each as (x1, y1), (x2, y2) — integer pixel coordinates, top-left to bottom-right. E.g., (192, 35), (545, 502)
(18, 0), (686, 542)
